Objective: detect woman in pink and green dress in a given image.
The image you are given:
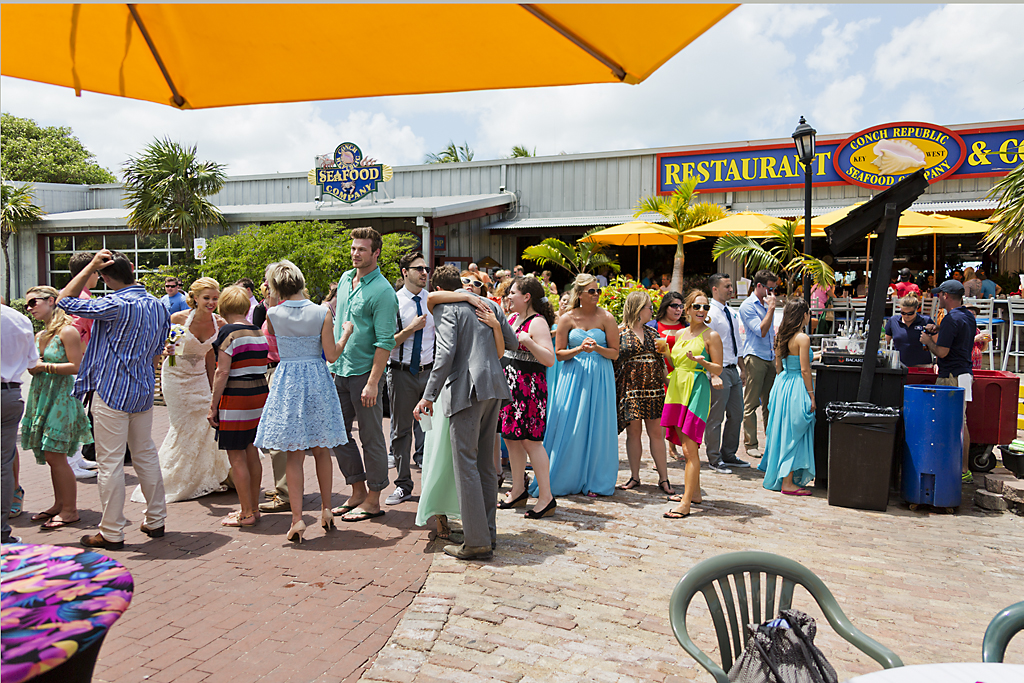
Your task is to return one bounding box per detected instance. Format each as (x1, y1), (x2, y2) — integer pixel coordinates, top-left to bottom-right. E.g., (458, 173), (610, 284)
(659, 290), (723, 519)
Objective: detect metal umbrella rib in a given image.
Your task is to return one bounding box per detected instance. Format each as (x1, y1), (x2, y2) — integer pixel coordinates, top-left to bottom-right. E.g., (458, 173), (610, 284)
(520, 4), (629, 82)
(127, 4), (186, 108)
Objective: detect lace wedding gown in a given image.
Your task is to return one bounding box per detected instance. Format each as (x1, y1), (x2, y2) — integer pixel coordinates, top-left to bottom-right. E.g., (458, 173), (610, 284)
(131, 309), (230, 503)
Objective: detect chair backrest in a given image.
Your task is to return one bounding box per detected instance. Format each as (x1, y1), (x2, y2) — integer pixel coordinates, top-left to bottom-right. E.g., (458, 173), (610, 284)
(920, 296), (937, 318)
(669, 552), (903, 683)
(982, 600), (1024, 662)
(964, 297), (994, 318)
(1007, 298), (1024, 325)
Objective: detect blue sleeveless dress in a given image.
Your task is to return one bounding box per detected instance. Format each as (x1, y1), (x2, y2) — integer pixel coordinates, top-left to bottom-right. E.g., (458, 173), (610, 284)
(532, 327), (618, 497)
(254, 300), (348, 452)
(759, 349), (815, 490)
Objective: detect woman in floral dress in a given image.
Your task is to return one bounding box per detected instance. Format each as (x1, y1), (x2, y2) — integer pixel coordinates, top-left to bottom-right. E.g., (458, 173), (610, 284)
(615, 291), (673, 495)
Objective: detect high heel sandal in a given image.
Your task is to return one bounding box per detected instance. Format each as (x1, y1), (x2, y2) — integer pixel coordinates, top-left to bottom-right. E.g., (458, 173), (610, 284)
(524, 498), (557, 519)
(321, 509), (335, 532)
(497, 490), (529, 509)
(287, 519), (306, 543)
(436, 515), (451, 539)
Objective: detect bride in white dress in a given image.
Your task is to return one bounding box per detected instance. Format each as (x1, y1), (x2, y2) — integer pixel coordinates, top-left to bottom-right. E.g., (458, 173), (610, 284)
(132, 278), (230, 504)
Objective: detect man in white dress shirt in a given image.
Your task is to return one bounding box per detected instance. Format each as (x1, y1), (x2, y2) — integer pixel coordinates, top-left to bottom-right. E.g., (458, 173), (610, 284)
(385, 251), (435, 505)
(705, 274), (750, 473)
(2, 303), (40, 544)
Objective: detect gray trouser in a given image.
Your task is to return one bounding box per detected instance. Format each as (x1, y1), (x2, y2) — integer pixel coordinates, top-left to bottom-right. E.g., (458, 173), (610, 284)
(449, 398), (501, 549)
(706, 365), (743, 466)
(333, 373), (388, 491)
(390, 416), (424, 465)
(388, 366), (428, 493)
(2, 386), (25, 543)
(742, 355), (776, 449)
(262, 365), (288, 503)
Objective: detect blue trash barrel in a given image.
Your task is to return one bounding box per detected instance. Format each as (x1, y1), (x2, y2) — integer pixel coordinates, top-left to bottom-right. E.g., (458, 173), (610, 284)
(902, 384), (963, 508)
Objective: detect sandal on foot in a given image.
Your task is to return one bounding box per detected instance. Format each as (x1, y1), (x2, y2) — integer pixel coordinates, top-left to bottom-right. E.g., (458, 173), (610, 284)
(41, 516), (80, 530)
(659, 480), (675, 495)
(436, 515), (451, 539)
(663, 510), (691, 519)
(221, 513), (257, 527)
(330, 504), (357, 516)
(30, 511), (58, 522)
(617, 477), (641, 491)
(10, 487), (24, 518)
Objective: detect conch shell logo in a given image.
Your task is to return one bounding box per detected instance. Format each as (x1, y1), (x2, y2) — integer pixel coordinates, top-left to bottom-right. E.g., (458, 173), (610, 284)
(871, 139), (926, 175)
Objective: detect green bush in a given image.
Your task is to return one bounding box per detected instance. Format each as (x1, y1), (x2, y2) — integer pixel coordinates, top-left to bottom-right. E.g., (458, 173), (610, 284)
(9, 298), (44, 333)
(597, 276), (666, 323)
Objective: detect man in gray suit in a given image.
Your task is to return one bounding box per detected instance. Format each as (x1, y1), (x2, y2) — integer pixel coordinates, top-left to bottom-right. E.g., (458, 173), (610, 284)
(414, 265), (516, 561)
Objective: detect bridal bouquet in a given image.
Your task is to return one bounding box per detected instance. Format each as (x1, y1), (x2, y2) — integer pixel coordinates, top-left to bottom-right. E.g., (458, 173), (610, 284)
(166, 324), (188, 366)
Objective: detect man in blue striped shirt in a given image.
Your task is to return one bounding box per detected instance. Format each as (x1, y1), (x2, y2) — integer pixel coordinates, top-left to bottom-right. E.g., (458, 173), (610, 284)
(58, 249), (170, 550)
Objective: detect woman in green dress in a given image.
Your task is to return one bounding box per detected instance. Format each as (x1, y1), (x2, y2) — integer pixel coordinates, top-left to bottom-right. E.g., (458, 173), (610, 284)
(658, 290), (723, 519)
(21, 285), (93, 530)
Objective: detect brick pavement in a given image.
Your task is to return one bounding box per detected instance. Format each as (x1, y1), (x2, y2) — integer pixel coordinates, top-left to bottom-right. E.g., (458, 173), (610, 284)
(8, 396), (1023, 683)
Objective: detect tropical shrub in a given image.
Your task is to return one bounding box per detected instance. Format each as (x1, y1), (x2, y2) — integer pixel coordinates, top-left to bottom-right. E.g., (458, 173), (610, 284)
(598, 276), (666, 323)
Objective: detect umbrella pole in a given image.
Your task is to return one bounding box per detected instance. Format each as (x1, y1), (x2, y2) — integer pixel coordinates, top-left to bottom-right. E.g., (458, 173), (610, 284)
(866, 236), (871, 274)
(637, 247), (640, 283)
(933, 234), (937, 284)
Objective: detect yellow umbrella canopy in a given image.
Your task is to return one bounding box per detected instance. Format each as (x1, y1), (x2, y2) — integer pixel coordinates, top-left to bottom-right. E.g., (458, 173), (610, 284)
(691, 211), (827, 237)
(798, 202), (988, 236)
(580, 221), (702, 277)
(0, 3), (737, 109)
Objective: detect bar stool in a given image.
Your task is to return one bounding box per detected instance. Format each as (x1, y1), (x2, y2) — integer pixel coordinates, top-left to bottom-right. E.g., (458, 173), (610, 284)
(1002, 298), (1024, 372)
(966, 297), (1004, 370)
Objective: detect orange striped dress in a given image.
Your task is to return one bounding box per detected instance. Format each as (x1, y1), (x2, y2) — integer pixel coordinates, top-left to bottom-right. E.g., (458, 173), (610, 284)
(211, 323), (269, 450)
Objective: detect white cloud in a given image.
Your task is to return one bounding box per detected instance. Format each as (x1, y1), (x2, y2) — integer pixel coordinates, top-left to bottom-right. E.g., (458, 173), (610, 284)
(873, 5), (1024, 116)
(807, 17), (880, 74)
(811, 75), (867, 132)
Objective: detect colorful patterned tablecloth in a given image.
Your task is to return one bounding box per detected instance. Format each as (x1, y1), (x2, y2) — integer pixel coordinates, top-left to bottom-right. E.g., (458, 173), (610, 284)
(1, 544), (133, 683)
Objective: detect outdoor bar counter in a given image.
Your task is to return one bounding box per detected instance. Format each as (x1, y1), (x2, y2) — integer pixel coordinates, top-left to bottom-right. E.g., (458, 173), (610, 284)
(812, 361), (908, 489)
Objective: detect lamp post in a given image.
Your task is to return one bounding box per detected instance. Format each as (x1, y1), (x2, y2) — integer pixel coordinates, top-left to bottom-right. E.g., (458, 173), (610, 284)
(792, 116), (816, 308)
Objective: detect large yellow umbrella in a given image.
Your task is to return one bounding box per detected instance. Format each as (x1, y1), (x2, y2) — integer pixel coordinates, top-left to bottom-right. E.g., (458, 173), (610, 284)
(0, 3), (737, 109)
(691, 211), (826, 237)
(580, 221), (702, 276)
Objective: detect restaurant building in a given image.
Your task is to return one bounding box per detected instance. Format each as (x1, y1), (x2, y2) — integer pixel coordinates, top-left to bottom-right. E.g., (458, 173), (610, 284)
(4, 118), (1021, 296)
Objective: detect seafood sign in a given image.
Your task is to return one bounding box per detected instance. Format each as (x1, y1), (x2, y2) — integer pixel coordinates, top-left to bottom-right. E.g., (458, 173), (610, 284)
(307, 142), (393, 203)
(833, 122), (965, 189)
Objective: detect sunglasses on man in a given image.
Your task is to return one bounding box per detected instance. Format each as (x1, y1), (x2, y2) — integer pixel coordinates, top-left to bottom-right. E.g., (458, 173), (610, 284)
(165, 284), (179, 289)
(461, 277), (484, 288)
(406, 265), (429, 274)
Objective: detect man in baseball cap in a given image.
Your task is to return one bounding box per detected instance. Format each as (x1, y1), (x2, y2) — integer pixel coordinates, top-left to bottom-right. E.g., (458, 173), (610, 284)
(920, 278), (975, 482)
(892, 268), (920, 299)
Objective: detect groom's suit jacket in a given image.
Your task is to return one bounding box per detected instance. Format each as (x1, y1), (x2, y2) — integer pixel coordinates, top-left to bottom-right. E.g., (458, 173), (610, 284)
(423, 297), (517, 418)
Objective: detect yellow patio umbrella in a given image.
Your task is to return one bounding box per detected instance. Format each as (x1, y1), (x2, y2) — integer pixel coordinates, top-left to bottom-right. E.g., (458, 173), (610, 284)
(0, 3), (737, 109)
(580, 221), (703, 277)
(691, 211), (827, 237)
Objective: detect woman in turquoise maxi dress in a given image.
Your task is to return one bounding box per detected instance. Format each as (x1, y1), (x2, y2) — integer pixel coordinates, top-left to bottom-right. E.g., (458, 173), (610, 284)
(758, 299), (816, 494)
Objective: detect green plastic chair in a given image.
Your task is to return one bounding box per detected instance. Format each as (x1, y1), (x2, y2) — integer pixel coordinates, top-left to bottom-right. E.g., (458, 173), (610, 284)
(669, 551), (903, 682)
(982, 601), (1024, 662)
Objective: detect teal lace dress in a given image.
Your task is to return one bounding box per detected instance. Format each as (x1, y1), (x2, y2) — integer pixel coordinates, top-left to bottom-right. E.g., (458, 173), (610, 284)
(20, 333), (93, 464)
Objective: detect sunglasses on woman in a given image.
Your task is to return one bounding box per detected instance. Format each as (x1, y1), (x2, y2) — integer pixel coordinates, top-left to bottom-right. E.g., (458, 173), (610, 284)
(583, 287), (601, 295)
(461, 277), (483, 288)
(25, 297), (46, 309)
(667, 303), (684, 310)
(691, 304), (711, 311)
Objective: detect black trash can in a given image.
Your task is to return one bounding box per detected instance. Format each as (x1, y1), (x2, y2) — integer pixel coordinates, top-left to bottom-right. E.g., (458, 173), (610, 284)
(825, 402), (901, 511)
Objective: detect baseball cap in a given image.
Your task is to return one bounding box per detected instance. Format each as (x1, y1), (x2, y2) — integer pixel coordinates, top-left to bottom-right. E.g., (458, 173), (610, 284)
(899, 268), (911, 279)
(931, 279), (965, 296)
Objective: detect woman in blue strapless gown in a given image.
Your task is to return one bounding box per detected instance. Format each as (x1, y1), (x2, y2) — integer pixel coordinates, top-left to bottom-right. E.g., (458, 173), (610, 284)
(758, 299), (816, 494)
(532, 275), (620, 498)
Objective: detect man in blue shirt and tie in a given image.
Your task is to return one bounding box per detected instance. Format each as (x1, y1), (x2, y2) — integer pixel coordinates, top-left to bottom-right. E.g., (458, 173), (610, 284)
(705, 274), (749, 473)
(738, 270), (778, 459)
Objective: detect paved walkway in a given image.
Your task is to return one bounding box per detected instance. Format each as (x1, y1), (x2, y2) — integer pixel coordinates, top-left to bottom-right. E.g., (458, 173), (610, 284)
(9, 400), (1023, 683)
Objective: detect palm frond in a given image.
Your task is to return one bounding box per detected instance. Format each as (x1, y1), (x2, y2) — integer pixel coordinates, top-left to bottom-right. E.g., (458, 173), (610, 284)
(786, 254), (835, 289)
(522, 241), (575, 273)
(680, 202), (728, 232)
(634, 195), (667, 219)
(712, 234), (780, 274)
(1, 184), (45, 238)
(983, 161), (1024, 251)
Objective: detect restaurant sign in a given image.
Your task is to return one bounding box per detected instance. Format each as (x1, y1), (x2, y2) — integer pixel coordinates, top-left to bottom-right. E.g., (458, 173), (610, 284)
(832, 122), (964, 189)
(307, 142), (393, 203)
(658, 121), (1022, 195)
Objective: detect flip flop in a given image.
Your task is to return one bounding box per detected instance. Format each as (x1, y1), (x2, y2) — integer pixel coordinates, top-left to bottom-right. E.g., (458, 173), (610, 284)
(41, 517), (80, 530)
(663, 510), (691, 519)
(30, 511), (58, 522)
(330, 504), (357, 516)
(666, 495), (703, 505)
(341, 509), (385, 522)
(617, 477), (641, 491)
(782, 489), (812, 496)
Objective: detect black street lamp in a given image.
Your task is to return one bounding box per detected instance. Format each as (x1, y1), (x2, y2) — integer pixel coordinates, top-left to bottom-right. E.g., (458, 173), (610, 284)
(793, 116), (816, 307)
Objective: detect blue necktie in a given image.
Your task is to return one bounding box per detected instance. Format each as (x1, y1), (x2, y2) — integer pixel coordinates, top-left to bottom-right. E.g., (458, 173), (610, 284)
(410, 295), (423, 375)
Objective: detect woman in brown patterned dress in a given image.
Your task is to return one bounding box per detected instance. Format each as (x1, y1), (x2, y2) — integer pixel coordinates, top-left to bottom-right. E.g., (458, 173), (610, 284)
(615, 291), (673, 494)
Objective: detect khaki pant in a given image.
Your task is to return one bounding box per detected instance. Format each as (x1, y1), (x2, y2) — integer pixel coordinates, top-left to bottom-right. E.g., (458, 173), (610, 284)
(92, 394), (166, 542)
(742, 355), (776, 450)
(935, 374), (970, 470)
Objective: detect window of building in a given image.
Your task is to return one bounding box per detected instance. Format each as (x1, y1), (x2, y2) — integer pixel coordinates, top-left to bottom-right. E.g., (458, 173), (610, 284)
(45, 232), (186, 293)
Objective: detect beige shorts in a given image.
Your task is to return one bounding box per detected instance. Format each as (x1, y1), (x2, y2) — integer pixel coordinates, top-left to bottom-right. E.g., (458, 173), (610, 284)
(936, 373), (973, 408)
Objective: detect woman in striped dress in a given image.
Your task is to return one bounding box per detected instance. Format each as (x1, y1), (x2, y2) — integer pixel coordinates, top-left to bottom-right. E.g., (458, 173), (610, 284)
(208, 285), (270, 527)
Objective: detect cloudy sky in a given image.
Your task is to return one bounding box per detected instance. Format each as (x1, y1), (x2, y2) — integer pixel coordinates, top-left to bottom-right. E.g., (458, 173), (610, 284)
(2, 4), (1023, 179)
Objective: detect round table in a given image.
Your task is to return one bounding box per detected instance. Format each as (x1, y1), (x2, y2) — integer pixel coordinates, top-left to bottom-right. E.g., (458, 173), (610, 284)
(1, 543), (134, 683)
(846, 662), (1023, 683)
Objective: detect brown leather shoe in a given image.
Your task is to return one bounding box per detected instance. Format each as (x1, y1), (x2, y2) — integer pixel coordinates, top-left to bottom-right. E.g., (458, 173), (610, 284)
(81, 533), (124, 550)
(443, 543), (493, 560)
(140, 524), (165, 538)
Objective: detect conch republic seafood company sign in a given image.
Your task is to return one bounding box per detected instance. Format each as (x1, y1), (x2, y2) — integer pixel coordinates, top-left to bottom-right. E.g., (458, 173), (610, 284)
(308, 142), (393, 203)
(658, 121), (1022, 194)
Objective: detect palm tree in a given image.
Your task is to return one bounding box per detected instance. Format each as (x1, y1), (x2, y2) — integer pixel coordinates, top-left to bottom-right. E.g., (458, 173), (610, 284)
(982, 161), (1024, 251)
(712, 219), (835, 294)
(634, 177), (727, 293)
(522, 237), (620, 277)
(510, 145), (535, 158)
(425, 141), (474, 164)
(1, 183), (44, 302)
(122, 138), (227, 238)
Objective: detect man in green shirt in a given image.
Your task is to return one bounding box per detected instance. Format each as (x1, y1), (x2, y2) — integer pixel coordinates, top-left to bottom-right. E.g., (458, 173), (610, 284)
(330, 227), (399, 521)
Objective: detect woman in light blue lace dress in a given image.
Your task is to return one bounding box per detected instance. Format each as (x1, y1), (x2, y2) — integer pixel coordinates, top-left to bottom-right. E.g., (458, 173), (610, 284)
(254, 261), (353, 542)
